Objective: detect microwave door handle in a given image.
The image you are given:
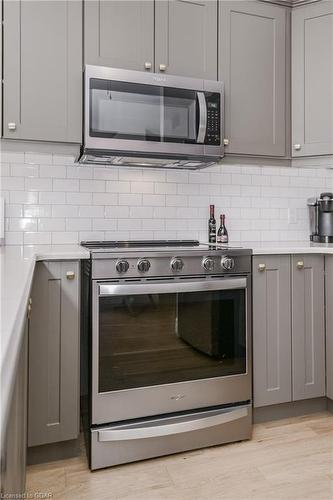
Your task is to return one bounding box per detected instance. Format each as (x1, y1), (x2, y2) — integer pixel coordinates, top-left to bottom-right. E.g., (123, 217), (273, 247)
(196, 92), (207, 144)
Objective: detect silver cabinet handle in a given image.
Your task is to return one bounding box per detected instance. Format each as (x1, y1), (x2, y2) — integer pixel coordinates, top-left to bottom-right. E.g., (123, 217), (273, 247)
(196, 92), (207, 144)
(296, 261), (304, 270)
(99, 277), (247, 297)
(66, 271), (75, 280)
(258, 263), (266, 272)
(8, 122), (16, 131)
(98, 406), (249, 442)
(159, 63), (167, 72)
(223, 138), (229, 146)
(144, 61), (152, 70)
(294, 144), (301, 151)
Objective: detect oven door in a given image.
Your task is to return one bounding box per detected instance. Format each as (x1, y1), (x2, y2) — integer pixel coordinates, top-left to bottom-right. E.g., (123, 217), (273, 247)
(92, 277), (251, 425)
(84, 65), (223, 158)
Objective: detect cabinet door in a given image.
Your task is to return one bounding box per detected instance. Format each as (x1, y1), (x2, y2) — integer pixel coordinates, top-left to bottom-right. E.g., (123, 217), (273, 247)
(1, 320), (28, 495)
(219, 1), (287, 156)
(253, 256), (292, 408)
(292, 1), (333, 157)
(3, 0), (82, 142)
(292, 255), (325, 400)
(84, 0), (154, 72)
(28, 261), (80, 447)
(155, 0), (217, 79)
(326, 256), (333, 400)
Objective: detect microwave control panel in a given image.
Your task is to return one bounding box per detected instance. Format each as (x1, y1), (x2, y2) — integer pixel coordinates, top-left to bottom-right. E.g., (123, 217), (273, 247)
(205, 94), (221, 146)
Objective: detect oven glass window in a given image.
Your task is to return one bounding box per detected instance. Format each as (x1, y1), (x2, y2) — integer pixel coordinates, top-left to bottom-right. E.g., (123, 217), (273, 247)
(98, 288), (246, 392)
(89, 79), (198, 144)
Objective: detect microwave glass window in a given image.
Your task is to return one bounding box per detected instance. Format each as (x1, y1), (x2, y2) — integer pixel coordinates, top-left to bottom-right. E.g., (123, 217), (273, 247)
(98, 288), (246, 392)
(89, 78), (199, 144)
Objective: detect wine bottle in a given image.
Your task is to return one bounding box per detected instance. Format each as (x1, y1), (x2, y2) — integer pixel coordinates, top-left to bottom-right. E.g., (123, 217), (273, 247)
(217, 214), (228, 244)
(208, 205), (216, 243)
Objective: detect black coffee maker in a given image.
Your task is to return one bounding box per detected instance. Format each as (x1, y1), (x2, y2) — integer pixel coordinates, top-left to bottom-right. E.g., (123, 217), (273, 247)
(308, 192), (333, 243)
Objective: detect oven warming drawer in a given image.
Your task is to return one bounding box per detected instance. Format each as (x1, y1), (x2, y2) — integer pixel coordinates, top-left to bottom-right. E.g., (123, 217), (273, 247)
(90, 404), (252, 469)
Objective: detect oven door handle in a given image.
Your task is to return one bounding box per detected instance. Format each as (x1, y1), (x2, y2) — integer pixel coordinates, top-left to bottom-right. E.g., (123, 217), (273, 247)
(98, 277), (247, 296)
(97, 406), (249, 442)
(196, 91), (207, 144)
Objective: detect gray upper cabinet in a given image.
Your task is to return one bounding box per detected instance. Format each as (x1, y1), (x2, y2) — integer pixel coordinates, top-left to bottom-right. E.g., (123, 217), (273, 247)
(219, 1), (287, 156)
(28, 261), (80, 447)
(291, 255), (325, 401)
(292, 1), (333, 157)
(326, 256), (333, 400)
(84, 0), (154, 72)
(3, 0), (82, 143)
(253, 255), (292, 408)
(155, 0), (217, 79)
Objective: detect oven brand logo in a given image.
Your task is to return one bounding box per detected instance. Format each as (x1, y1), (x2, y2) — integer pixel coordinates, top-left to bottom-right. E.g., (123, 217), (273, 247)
(153, 76), (166, 82)
(170, 394), (185, 401)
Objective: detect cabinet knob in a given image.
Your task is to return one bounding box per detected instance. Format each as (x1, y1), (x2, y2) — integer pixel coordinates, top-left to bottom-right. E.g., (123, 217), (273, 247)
(144, 61), (152, 70)
(296, 261), (304, 270)
(159, 63), (167, 72)
(8, 122), (16, 131)
(223, 138), (229, 146)
(66, 271), (75, 280)
(258, 263), (266, 272)
(294, 144), (301, 151)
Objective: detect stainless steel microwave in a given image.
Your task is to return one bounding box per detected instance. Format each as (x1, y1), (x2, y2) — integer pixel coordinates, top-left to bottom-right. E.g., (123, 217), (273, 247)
(79, 65), (224, 170)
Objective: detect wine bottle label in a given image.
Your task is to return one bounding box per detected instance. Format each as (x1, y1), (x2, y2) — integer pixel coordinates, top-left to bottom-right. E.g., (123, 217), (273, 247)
(221, 235), (228, 243)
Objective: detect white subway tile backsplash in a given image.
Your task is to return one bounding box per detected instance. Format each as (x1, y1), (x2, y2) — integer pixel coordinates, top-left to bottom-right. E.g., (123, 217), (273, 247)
(25, 152), (52, 164)
(24, 231), (52, 245)
(1, 148), (332, 245)
(53, 179), (79, 192)
(40, 164), (67, 178)
(38, 218), (66, 232)
(25, 177), (52, 191)
(11, 164), (39, 177)
(2, 177), (25, 190)
(80, 179), (105, 192)
(39, 191), (66, 204)
(51, 232), (78, 244)
(51, 205), (79, 217)
(66, 218), (92, 231)
(105, 181), (131, 193)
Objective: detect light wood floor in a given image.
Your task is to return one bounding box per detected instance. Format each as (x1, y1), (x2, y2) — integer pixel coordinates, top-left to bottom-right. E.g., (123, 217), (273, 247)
(26, 412), (333, 500)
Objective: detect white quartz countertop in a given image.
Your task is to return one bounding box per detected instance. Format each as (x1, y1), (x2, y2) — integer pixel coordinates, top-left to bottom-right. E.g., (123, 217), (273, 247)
(215, 241), (333, 255)
(0, 244), (90, 434)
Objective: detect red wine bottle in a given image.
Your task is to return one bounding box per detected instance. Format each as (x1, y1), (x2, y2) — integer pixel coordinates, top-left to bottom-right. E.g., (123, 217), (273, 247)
(208, 205), (216, 243)
(217, 214), (228, 244)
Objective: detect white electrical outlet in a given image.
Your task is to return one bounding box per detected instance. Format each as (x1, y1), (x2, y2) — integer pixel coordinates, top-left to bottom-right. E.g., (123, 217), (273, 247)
(288, 208), (297, 224)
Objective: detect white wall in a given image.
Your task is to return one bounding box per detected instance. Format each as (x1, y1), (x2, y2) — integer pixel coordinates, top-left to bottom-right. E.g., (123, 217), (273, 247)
(1, 149), (332, 245)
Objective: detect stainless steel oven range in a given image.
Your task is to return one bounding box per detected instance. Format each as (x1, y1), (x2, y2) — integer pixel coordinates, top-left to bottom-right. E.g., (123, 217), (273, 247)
(81, 240), (252, 470)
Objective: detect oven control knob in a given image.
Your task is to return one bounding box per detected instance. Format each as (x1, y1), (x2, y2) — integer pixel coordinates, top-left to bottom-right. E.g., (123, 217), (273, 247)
(202, 257), (215, 271)
(116, 260), (129, 273)
(137, 259), (151, 273)
(221, 256), (235, 271)
(171, 258), (184, 272)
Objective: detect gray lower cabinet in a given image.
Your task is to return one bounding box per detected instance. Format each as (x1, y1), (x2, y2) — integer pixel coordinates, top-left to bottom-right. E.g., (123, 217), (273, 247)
(3, 0), (82, 142)
(219, 1), (287, 156)
(28, 261), (80, 447)
(155, 0), (217, 79)
(325, 256), (333, 400)
(292, 1), (333, 157)
(1, 319), (28, 496)
(84, 0), (154, 72)
(291, 255), (326, 400)
(253, 256), (292, 407)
